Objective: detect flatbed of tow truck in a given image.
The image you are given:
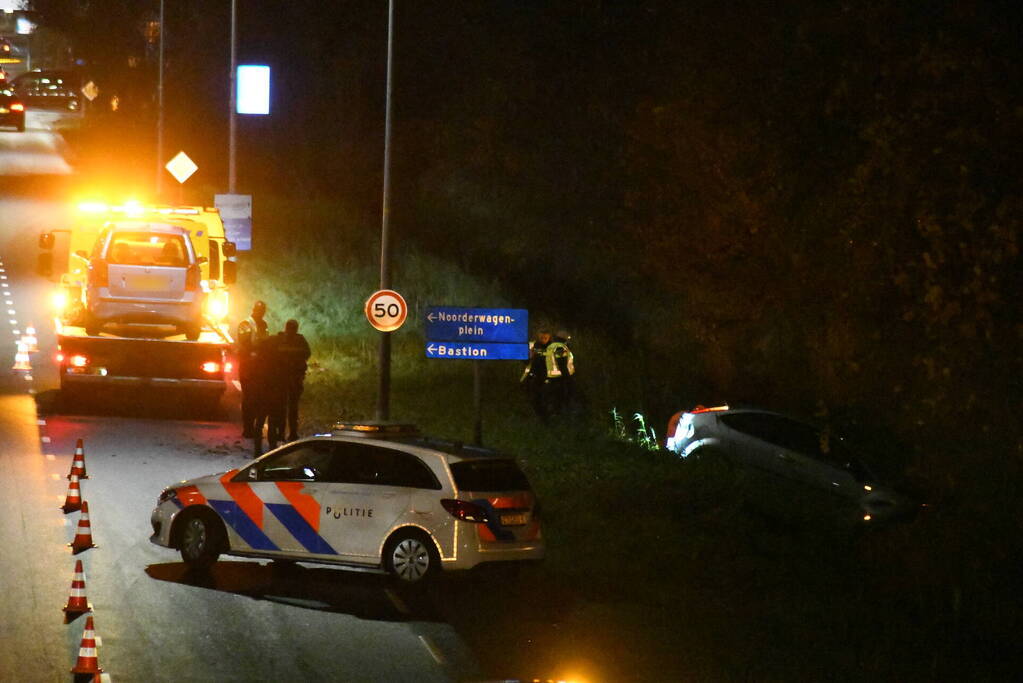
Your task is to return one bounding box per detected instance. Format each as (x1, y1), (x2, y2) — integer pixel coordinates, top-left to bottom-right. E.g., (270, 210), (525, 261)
(55, 319), (233, 399)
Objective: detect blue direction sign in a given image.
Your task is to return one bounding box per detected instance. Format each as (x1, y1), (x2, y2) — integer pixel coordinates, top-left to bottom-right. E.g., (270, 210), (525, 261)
(425, 342), (529, 360)
(425, 307), (529, 360)
(425, 307), (528, 343)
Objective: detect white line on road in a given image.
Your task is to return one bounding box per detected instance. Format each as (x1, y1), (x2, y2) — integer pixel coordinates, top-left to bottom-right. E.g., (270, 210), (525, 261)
(232, 379), (242, 391)
(418, 635), (446, 665)
(41, 436), (50, 443)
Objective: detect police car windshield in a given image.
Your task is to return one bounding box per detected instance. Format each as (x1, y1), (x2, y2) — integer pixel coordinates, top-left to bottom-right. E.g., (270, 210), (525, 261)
(450, 459), (531, 492)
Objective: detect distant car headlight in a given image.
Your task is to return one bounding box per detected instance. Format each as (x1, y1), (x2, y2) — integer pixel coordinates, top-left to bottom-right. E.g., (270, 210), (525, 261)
(158, 488), (178, 504)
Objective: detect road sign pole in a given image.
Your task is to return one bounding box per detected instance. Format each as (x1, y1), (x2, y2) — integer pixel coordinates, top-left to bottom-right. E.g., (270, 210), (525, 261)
(473, 361), (482, 446)
(376, 0), (396, 421)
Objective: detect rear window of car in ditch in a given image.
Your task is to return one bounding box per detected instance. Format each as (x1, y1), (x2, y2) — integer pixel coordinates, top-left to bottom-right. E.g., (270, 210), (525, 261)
(450, 459), (531, 492)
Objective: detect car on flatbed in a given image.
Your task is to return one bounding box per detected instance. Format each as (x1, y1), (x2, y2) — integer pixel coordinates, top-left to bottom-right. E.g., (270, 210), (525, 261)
(151, 423), (545, 583)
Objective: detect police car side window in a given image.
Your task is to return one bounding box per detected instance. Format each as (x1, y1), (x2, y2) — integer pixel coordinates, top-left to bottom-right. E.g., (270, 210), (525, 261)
(331, 443), (440, 489)
(256, 442), (334, 482)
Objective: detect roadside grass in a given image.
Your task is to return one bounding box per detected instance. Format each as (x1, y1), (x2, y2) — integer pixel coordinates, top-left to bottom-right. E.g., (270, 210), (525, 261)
(228, 194), (1022, 681)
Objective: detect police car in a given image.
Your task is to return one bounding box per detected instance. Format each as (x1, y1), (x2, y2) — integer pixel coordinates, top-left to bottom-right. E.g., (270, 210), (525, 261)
(150, 423), (544, 582)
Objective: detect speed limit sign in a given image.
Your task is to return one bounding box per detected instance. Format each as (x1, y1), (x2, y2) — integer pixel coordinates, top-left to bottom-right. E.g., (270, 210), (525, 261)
(365, 289), (408, 332)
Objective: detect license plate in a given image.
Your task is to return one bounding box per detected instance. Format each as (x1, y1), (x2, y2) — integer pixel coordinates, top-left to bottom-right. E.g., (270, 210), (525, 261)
(500, 512), (526, 526)
(125, 274), (169, 291)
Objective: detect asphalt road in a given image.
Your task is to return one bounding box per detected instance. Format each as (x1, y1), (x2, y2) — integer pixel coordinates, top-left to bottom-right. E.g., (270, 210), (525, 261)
(0, 112), (482, 682)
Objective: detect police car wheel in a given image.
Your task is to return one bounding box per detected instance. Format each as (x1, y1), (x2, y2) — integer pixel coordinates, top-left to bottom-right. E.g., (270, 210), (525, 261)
(385, 530), (438, 584)
(179, 512), (223, 569)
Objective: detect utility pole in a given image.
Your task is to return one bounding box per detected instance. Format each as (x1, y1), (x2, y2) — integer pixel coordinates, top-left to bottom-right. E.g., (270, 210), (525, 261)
(228, 0), (237, 192)
(376, 0), (395, 421)
(155, 0), (165, 199)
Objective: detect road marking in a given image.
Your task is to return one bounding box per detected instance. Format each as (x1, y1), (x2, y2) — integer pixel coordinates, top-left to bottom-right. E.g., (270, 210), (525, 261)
(45, 454), (55, 460)
(384, 588), (411, 615)
(24, 374), (32, 381)
(37, 419), (46, 425)
(232, 379), (242, 391)
(50, 473), (60, 480)
(418, 635), (445, 665)
(7, 309), (15, 315)
(41, 436), (51, 443)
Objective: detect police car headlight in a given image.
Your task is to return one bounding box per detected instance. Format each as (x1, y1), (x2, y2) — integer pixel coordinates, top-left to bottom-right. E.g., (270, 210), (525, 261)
(158, 488), (177, 504)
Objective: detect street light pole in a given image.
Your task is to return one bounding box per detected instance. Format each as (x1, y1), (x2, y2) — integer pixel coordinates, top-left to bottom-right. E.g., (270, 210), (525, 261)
(376, 0), (395, 421)
(155, 0), (165, 199)
(228, 0), (237, 193)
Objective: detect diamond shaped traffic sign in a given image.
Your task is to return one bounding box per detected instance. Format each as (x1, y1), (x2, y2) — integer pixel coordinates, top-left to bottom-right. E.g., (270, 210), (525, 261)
(165, 151), (198, 184)
(81, 81), (99, 102)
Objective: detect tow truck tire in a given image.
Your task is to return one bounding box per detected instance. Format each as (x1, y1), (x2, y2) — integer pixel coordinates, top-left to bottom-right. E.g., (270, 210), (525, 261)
(178, 509), (224, 570)
(384, 529), (439, 584)
(183, 323), (201, 341)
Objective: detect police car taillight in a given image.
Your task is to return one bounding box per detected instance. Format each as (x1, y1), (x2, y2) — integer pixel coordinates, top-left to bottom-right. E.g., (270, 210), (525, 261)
(441, 499), (489, 524)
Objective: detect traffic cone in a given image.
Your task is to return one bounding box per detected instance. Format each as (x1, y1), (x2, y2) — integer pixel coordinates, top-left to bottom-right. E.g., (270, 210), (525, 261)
(12, 341), (31, 371)
(69, 501), (97, 554)
(61, 474), (83, 514)
(68, 439), (89, 479)
(62, 559), (93, 622)
(70, 615), (103, 675)
(22, 324), (39, 353)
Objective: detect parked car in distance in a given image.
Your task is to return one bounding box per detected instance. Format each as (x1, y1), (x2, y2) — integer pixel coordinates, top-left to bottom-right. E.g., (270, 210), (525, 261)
(666, 405), (920, 526)
(0, 85), (25, 131)
(11, 69), (80, 111)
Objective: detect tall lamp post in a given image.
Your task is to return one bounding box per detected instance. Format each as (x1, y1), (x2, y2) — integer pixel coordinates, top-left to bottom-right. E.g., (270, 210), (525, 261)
(228, 0), (238, 192)
(376, 0), (396, 421)
(155, 0), (165, 199)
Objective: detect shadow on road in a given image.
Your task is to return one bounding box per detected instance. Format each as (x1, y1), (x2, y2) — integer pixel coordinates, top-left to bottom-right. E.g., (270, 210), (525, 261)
(35, 386), (230, 422)
(146, 559), (587, 680)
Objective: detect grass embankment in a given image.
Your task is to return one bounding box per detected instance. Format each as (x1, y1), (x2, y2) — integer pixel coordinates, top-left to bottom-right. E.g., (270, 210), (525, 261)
(229, 196), (1020, 682)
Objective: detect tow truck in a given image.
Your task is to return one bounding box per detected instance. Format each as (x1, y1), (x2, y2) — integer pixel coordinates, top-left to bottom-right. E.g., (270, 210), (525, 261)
(37, 201), (238, 405)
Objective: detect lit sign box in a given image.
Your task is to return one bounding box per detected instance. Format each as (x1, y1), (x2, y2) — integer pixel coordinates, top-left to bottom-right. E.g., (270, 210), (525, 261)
(236, 65), (270, 115)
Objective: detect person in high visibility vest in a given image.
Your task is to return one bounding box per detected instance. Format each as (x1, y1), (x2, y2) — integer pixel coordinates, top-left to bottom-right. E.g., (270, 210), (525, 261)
(521, 329), (554, 419)
(545, 331), (577, 416)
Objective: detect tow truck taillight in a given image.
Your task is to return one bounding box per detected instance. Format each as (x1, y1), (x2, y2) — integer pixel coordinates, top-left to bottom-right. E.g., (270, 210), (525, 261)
(88, 258), (108, 287)
(69, 354), (89, 368)
(185, 264), (200, 291)
(441, 499), (489, 523)
(201, 361), (221, 374)
(11, 103), (24, 112)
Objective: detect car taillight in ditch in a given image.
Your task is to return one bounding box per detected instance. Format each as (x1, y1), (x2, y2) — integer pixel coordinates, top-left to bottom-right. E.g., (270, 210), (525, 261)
(88, 258), (108, 287)
(185, 264), (201, 291)
(441, 499), (490, 523)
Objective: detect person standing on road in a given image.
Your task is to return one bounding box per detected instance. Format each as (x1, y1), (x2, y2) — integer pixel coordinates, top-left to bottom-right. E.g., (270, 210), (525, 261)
(252, 331), (286, 456)
(275, 319), (312, 442)
(236, 300), (269, 439)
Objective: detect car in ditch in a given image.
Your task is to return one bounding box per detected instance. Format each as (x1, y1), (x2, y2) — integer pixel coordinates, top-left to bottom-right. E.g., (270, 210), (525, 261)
(151, 423), (545, 583)
(665, 405), (920, 525)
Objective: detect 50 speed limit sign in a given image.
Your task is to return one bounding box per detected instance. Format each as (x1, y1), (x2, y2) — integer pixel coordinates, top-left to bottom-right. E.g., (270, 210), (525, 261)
(365, 289), (408, 332)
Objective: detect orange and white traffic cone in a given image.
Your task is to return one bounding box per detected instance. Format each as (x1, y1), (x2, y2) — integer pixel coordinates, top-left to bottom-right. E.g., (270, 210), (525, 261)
(69, 501), (97, 554)
(12, 341), (31, 371)
(68, 438), (89, 479)
(70, 615), (103, 676)
(22, 324), (39, 353)
(61, 474), (83, 514)
(63, 559), (93, 622)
